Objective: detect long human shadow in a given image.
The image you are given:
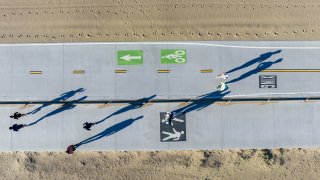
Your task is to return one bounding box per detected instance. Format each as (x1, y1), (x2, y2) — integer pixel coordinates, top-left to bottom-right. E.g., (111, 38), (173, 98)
(28, 88), (85, 114)
(74, 116), (143, 148)
(226, 58), (283, 84)
(226, 50), (281, 74)
(92, 95), (156, 125)
(171, 90), (231, 116)
(28, 96), (88, 126)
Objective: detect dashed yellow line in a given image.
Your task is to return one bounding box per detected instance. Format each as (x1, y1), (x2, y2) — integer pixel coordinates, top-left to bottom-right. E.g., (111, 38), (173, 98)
(30, 71), (42, 74)
(73, 70), (85, 74)
(200, 69), (213, 73)
(158, 70), (170, 73)
(261, 69), (320, 72)
(115, 70), (127, 73)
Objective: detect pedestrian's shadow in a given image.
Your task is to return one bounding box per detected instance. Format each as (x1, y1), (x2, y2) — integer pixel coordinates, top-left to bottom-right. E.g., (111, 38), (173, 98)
(28, 96), (88, 126)
(93, 95), (156, 125)
(226, 58), (283, 84)
(28, 88), (85, 114)
(171, 90), (231, 116)
(226, 50), (281, 74)
(74, 116), (143, 148)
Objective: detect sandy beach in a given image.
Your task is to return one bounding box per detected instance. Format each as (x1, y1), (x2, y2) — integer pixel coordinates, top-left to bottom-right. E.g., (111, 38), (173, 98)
(0, 0), (320, 43)
(1, 149), (320, 179)
(1, 0), (320, 179)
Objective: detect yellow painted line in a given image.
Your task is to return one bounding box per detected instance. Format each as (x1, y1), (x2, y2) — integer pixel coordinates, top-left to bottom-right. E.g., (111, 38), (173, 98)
(30, 71), (42, 74)
(261, 69), (320, 72)
(200, 69), (213, 73)
(158, 70), (170, 73)
(73, 70), (85, 74)
(115, 70), (127, 73)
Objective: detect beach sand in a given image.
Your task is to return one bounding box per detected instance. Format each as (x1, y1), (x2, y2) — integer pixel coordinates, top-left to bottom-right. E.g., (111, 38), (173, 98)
(0, 0), (320, 43)
(1, 0), (320, 179)
(1, 149), (320, 179)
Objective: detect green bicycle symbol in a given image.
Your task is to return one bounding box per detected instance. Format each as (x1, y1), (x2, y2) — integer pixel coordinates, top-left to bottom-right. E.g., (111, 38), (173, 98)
(161, 50), (186, 64)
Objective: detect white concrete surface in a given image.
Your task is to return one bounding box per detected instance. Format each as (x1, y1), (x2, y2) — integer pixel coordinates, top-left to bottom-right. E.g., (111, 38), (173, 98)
(0, 41), (320, 151)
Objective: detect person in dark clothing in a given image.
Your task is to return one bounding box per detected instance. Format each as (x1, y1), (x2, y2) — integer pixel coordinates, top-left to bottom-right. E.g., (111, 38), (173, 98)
(9, 124), (28, 131)
(165, 112), (174, 126)
(83, 122), (95, 131)
(168, 112), (174, 126)
(10, 112), (27, 120)
(66, 145), (76, 154)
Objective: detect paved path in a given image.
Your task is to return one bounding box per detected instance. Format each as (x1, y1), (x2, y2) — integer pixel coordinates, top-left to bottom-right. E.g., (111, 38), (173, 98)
(1, 41), (320, 151)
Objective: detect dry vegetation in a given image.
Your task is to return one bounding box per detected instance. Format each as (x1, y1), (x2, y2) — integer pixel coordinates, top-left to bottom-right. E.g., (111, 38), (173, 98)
(1, 149), (320, 179)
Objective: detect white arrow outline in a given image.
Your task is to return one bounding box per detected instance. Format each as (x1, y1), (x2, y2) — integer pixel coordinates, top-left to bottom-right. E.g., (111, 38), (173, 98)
(120, 54), (142, 61)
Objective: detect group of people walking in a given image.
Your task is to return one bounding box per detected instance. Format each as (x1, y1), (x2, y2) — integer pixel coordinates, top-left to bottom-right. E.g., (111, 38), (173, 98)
(8, 110), (87, 154)
(9, 112), (29, 131)
(6, 50), (283, 153)
(6, 71), (230, 154)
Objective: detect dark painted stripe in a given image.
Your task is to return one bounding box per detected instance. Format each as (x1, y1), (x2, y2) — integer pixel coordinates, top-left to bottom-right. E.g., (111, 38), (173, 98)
(200, 69), (213, 73)
(30, 71), (42, 74)
(261, 69), (320, 72)
(158, 70), (170, 73)
(73, 70), (85, 74)
(1, 97), (320, 104)
(115, 70), (127, 73)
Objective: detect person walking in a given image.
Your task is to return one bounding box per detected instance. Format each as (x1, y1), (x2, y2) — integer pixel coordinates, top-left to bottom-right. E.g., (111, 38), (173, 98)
(66, 145), (76, 154)
(9, 124), (28, 131)
(83, 122), (95, 131)
(217, 82), (227, 91)
(10, 112), (27, 120)
(216, 72), (229, 80)
(164, 112), (174, 126)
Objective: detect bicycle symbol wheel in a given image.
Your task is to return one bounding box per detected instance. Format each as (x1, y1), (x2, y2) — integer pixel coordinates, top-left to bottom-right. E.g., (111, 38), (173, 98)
(175, 50), (185, 56)
(175, 58), (185, 63)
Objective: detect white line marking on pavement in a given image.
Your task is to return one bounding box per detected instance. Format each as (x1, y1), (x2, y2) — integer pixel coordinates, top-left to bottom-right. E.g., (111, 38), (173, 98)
(225, 92), (320, 98)
(3, 42), (320, 49)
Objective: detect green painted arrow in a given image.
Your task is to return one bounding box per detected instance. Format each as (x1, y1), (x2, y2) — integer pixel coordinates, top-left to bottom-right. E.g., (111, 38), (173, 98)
(117, 50), (143, 65)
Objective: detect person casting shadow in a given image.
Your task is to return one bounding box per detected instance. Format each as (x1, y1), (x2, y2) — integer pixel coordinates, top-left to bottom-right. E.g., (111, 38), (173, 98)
(28, 96), (88, 126)
(28, 88), (85, 114)
(10, 112), (27, 120)
(226, 58), (283, 84)
(74, 116), (144, 149)
(83, 122), (95, 131)
(226, 50), (281, 74)
(82, 95), (156, 130)
(171, 90), (231, 117)
(9, 124), (29, 132)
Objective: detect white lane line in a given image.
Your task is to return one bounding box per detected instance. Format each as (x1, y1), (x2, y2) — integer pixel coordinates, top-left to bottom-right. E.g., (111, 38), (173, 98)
(225, 92), (320, 98)
(2, 42), (320, 49)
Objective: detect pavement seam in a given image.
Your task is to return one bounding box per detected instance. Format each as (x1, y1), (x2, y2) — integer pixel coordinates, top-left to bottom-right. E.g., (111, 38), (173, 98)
(220, 105), (224, 149)
(272, 103), (275, 148)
